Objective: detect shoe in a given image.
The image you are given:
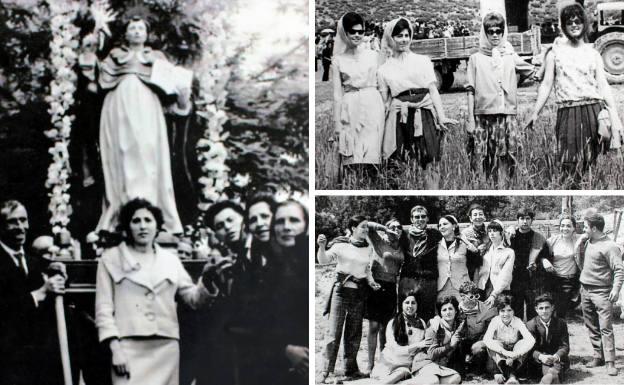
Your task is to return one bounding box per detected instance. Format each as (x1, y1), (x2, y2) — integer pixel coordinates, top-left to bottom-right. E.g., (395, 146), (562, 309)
(494, 374), (506, 384)
(344, 370), (368, 380)
(607, 362), (618, 376)
(506, 375), (519, 384)
(321, 372), (341, 384)
(586, 358), (605, 368)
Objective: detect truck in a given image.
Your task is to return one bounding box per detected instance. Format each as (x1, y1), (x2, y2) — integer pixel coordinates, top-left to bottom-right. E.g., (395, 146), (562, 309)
(593, 1), (624, 83)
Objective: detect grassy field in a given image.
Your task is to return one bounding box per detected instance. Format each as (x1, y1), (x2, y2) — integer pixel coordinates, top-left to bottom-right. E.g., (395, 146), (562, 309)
(314, 263), (624, 384)
(314, 65), (624, 190)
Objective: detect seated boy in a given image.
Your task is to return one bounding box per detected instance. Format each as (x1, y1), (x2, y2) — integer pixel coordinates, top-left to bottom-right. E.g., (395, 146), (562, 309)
(526, 293), (570, 384)
(457, 281), (497, 375)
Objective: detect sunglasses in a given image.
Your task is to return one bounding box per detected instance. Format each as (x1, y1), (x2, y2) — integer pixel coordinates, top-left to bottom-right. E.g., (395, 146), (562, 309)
(486, 28), (503, 36)
(566, 19), (583, 26)
(413, 215), (427, 220)
(347, 29), (365, 35)
(461, 293), (480, 300)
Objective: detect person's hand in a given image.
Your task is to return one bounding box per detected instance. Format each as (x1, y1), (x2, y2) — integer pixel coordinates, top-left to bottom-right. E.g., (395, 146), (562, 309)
(466, 116), (476, 134)
(285, 345), (309, 376)
(111, 343), (130, 379)
(478, 243), (487, 254)
(450, 332), (461, 348)
(484, 295), (496, 308)
(317, 234), (327, 248)
(439, 117), (458, 132)
(542, 259), (556, 274)
(90, 0), (117, 36)
(42, 272), (66, 295)
(527, 262), (537, 273)
(176, 86), (191, 110)
(524, 113), (538, 131)
(202, 255), (235, 286)
(608, 288), (620, 303)
(369, 281), (381, 291)
(505, 357), (515, 367)
(539, 354), (554, 365)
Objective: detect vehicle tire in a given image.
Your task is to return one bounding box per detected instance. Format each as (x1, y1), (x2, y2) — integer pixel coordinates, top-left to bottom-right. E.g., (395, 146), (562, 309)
(442, 72), (455, 91)
(595, 32), (624, 84)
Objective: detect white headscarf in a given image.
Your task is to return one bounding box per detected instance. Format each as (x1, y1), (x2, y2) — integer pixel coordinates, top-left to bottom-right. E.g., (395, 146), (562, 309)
(333, 13), (362, 57)
(381, 17), (412, 59)
(478, 10), (514, 58)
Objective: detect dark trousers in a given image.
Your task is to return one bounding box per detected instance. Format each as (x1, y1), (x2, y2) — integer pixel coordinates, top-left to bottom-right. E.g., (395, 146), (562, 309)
(511, 281), (536, 321)
(581, 285), (616, 362)
(323, 286), (365, 374)
(551, 274), (580, 319)
(322, 59), (331, 81)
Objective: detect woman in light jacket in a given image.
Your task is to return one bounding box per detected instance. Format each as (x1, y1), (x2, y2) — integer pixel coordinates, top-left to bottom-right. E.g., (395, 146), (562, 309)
(476, 220), (515, 308)
(436, 215), (478, 300)
(95, 198), (218, 385)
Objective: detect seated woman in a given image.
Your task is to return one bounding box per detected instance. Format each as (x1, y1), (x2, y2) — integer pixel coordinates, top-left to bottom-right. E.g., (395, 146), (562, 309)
(371, 292), (460, 384)
(423, 296), (464, 381)
(483, 292), (536, 384)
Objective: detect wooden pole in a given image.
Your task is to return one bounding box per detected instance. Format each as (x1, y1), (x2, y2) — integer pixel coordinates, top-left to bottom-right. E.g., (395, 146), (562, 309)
(55, 295), (73, 385)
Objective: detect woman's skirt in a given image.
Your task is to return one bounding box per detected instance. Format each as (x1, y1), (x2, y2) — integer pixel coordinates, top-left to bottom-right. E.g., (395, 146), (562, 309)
(555, 102), (607, 169)
(394, 108), (442, 168)
(365, 279), (397, 324)
(113, 337), (179, 385)
(472, 114), (519, 175)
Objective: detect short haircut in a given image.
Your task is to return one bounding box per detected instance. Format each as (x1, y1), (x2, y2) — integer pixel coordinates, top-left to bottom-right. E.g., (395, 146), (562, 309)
(124, 15), (151, 35)
(204, 200), (245, 230)
(559, 213), (577, 227)
(342, 12), (364, 32)
(347, 215), (367, 231)
(245, 192), (276, 223)
(274, 199), (309, 232)
(0, 200), (25, 227)
(436, 295), (459, 316)
(560, 2), (588, 42)
(385, 217), (401, 227)
(459, 281), (480, 295)
(534, 293), (554, 307)
(392, 18), (412, 38)
(487, 220), (504, 234)
(495, 291), (514, 311)
(483, 12), (505, 31)
(516, 207), (535, 219)
(468, 203), (485, 217)
(584, 212), (605, 232)
(117, 198), (164, 243)
(410, 205), (428, 217)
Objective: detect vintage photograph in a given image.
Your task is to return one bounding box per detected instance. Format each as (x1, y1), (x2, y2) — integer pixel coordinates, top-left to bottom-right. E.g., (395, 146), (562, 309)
(0, 0), (308, 384)
(315, 0), (624, 190)
(315, 194), (624, 384)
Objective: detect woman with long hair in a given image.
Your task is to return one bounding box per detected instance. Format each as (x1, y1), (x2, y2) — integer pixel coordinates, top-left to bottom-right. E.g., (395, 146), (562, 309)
(377, 17), (456, 180)
(332, 12), (385, 175)
(317, 215), (380, 383)
(544, 214), (580, 319)
(526, 1), (622, 185)
(95, 198), (218, 385)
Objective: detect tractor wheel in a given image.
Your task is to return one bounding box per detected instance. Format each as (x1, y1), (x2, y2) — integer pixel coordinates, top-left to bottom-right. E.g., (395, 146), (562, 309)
(442, 72), (455, 91)
(595, 32), (624, 84)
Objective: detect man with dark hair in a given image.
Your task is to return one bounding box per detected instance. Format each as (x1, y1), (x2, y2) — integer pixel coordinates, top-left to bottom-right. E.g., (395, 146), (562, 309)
(0, 200), (67, 385)
(508, 207), (548, 321)
(461, 203), (488, 280)
(576, 210), (623, 376)
(526, 293), (570, 384)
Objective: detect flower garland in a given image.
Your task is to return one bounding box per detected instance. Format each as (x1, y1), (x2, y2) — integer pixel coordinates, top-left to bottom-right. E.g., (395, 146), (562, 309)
(44, 0), (80, 239)
(193, 7), (233, 223)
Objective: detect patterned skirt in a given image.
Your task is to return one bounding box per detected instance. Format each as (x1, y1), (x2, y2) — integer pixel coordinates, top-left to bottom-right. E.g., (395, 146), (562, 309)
(470, 114), (520, 175)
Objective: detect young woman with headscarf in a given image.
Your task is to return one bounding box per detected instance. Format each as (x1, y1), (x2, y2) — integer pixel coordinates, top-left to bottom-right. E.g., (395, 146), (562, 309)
(317, 216), (381, 383)
(377, 17), (457, 176)
(466, 11), (535, 186)
(332, 12), (385, 176)
(526, 1), (623, 185)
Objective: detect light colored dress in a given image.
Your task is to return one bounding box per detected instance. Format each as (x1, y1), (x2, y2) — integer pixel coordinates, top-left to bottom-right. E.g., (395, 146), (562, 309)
(334, 48), (385, 165)
(97, 46), (185, 234)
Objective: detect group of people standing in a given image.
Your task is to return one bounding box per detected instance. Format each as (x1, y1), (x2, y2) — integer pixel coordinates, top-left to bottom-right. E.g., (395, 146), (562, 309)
(316, 203), (624, 384)
(0, 193), (309, 385)
(330, 2), (622, 187)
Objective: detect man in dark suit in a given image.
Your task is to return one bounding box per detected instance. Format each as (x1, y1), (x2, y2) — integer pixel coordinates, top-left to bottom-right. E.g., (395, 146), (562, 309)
(526, 293), (570, 384)
(0, 200), (66, 385)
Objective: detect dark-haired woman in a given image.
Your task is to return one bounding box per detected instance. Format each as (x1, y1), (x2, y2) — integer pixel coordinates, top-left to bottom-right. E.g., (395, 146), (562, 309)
(332, 12), (385, 174)
(96, 15), (190, 233)
(95, 198), (218, 385)
(437, 215), (477, 301)
(317, 216), (380, 383)
(377, 17), (456, 176)
(527, 2), (623, 184)
(423, 296), (464, 382)
(545, 214), (580, 319)
(466, 11), (535, 185)
(364, 219), (405, 373)
(476, 220), (515, 308)
(483, 293), (535, 384)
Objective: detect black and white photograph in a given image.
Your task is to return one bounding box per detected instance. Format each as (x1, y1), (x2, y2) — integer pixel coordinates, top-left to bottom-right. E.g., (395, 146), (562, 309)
(315, 194), (624, 384)
(0, 0), (309, 384)
(315, 0), (624, 190)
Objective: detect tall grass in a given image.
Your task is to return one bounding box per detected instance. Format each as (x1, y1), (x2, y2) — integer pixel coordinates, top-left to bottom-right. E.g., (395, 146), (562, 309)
(315, 78), (624, 190)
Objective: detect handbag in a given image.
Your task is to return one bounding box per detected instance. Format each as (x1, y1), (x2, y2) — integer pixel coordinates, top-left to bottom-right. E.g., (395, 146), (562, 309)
(598, 108), (612, 140)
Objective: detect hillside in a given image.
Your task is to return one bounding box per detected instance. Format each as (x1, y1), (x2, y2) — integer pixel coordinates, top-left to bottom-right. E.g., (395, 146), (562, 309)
(315, 0), (480, 28)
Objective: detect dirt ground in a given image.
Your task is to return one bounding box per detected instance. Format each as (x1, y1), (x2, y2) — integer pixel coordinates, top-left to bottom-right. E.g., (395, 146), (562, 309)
(314, 264), (624, 384)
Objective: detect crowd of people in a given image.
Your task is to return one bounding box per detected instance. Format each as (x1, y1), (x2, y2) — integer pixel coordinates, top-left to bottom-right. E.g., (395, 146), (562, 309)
(318, 2), (623, 188)
(316, 203), (624, 384)
(0, 193), (309, 385)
